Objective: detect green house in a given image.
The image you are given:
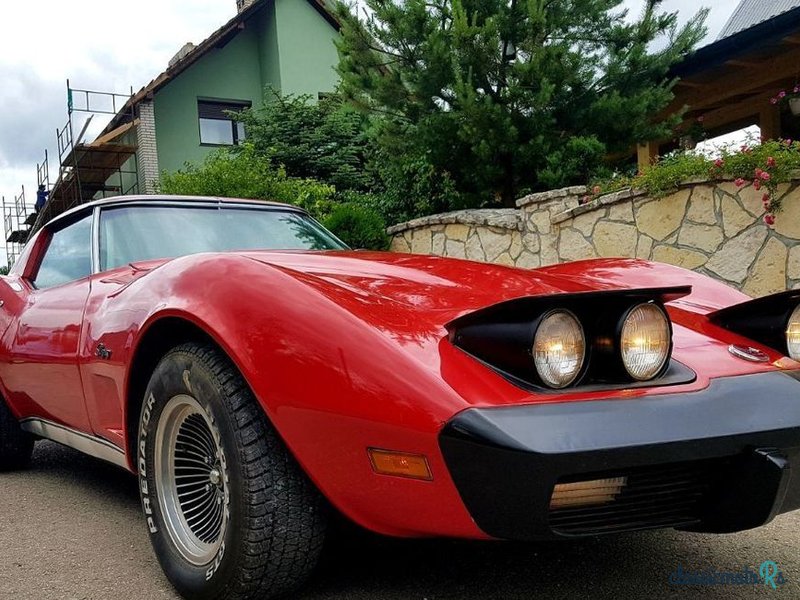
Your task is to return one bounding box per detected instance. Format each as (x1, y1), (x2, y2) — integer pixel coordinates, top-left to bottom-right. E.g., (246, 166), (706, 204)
(42, 0), (340, 226)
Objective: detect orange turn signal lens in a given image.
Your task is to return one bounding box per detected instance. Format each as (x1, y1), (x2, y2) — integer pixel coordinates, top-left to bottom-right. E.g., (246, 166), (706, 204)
(550, 477), (627, 509)
(368, 448), (433, 481)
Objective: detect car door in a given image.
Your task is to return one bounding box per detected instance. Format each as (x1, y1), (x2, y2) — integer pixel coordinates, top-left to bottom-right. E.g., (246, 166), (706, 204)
(0, 211), (94, 432)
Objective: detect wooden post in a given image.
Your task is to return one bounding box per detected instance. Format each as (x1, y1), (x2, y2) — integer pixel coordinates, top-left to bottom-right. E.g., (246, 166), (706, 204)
(637, 141), (659, 172)
(759, 105), (782, 141)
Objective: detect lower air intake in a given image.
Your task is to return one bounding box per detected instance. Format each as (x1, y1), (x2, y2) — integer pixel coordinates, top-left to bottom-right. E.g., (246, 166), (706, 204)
(548, 459), (727, 536)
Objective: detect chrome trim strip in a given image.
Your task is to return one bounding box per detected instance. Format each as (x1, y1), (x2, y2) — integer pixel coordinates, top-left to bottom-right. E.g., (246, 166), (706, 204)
(19, 418), (128, 469)
(91, 205), (101, 275)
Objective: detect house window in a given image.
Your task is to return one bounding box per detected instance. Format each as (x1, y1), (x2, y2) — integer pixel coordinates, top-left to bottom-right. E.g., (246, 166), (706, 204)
(198, 100), (250, 146)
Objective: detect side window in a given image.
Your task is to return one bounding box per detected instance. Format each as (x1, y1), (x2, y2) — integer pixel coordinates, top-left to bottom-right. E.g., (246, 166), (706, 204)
(198, 99), (250, 146)
(33, 214), (93, 289)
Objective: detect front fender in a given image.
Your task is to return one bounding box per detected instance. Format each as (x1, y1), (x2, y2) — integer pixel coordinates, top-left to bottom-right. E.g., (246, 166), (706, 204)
(120, 253), (480, 538)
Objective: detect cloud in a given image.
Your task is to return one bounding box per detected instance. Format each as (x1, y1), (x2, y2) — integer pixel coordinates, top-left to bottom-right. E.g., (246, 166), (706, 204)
(622, 0), (739, 42)
(0, 0), (234, 200)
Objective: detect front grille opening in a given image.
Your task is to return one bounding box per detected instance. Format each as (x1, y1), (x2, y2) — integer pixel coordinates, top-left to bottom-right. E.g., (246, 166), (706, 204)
(548, 458), (731, 536)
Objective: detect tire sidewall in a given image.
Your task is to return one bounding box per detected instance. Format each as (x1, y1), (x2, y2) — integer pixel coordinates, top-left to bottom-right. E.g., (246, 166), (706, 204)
(138, 349), (245, 599)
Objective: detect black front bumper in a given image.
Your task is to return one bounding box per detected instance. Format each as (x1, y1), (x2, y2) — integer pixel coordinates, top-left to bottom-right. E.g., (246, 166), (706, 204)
(439, 371), (800, 540)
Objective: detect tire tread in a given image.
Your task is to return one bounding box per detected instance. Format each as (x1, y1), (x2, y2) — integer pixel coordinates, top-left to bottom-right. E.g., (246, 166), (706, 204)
(161, 342), (326, 600)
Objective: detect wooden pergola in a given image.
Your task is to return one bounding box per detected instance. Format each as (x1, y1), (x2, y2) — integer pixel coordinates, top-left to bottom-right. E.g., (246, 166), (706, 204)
(638, 6), (800, 170)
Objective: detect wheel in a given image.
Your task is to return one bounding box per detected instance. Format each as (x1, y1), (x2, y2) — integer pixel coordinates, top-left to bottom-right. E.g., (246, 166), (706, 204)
(138, 342), (327, 600)
(0, 396), (34, 471)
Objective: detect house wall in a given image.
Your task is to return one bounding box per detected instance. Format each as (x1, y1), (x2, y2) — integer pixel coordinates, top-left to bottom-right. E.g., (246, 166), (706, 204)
(274, 0), (340, 96)
(153, 26), (264, 174)
(255, 1), (282, 91)
(388, 178), (800, 298)
(151, 0), (340, 177)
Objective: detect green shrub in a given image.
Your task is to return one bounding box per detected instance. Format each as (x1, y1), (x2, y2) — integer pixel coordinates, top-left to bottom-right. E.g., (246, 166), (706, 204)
(159, 145), (335, 215)
(323, 202), (390, 250)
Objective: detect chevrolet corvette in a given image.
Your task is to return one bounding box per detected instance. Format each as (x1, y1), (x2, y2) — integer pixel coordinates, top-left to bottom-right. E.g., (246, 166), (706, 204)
(1, 195), (800, 599)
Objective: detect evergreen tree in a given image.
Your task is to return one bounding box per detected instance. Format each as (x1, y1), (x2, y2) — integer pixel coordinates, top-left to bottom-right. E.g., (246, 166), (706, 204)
(334, 0), (708, 207)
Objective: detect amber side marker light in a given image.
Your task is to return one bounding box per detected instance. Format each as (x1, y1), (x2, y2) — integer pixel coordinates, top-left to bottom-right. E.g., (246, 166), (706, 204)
(368, 448), (433, 481)
(550, 477), (627, 509)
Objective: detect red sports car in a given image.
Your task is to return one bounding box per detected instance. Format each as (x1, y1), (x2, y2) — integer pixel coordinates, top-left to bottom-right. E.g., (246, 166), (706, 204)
(1, 195), (800, 599)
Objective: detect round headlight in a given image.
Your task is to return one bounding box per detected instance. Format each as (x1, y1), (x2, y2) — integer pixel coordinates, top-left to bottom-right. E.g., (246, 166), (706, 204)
(787, 305), (800, 360)
(533, 310), (585, 388)
(620, 303), (671, 381)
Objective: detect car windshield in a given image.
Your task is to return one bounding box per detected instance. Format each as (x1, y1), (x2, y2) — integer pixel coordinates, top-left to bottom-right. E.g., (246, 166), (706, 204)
(99, 204), (346, 271)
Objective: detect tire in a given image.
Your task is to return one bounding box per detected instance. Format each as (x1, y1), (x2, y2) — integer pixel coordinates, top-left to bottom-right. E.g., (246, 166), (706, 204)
(137, 342), (326, 600)
(0, 396), (34, 471)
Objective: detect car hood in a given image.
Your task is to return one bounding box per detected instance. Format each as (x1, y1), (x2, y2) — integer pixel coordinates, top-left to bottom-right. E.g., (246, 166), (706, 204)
(242, 250), (600, 315)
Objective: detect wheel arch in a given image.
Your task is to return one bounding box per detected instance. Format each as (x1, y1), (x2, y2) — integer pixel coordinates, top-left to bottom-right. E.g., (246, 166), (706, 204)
(124, 314), (241, 472)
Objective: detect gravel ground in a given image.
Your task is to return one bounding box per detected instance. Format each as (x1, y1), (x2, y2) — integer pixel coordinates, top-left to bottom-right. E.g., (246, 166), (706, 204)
(0, 441), (796, 600)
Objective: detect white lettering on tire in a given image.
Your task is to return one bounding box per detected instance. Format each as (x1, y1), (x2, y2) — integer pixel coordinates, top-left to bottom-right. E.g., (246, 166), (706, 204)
(139, 392), (158, 534)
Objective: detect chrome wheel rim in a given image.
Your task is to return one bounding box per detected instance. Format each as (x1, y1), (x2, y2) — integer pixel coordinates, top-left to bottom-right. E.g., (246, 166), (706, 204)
(154, 395), (229, 565)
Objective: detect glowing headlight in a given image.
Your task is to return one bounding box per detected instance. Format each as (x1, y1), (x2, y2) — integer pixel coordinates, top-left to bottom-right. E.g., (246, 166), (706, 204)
(533, 310), (585, 388)
(620, 303), (671, 381)
(787, 305), (800, 360)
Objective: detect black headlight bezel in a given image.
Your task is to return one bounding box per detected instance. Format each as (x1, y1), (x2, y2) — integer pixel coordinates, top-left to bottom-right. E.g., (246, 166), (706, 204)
(447, 286), (694, 392)
(709, 290), (800, 358)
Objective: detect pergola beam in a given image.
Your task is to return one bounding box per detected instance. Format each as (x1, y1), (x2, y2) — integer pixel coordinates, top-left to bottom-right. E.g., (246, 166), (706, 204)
(668, 44), (800, 113)
(637, 141), (659, 172)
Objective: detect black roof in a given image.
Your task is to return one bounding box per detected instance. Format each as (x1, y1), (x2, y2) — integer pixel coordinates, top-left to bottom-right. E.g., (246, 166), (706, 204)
(45, 195), (304, 229)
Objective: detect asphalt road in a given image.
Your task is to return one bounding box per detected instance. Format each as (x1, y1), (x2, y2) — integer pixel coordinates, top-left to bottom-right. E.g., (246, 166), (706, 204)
(1, 441), (797, 600)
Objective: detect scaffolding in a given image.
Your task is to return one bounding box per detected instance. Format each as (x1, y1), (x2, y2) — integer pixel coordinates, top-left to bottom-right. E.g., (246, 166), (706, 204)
(3, 186), (35, 267)
(30, 80), (139, 234)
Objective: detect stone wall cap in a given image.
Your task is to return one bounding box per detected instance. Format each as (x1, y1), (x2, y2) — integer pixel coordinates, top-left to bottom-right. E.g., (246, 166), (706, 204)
(516, 185), (588, 208)
(386, 208), (522, 235)
(551, 187), (647, 224)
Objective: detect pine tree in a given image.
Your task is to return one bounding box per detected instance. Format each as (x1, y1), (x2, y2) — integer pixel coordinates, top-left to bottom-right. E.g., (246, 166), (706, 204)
(334, 0), (708, 207)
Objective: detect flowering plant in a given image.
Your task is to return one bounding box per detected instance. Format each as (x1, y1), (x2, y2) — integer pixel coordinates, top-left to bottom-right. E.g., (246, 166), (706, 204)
(685, 116), (707, 144)
(770, 85), (800, 106)
(587, 138), (800, 226)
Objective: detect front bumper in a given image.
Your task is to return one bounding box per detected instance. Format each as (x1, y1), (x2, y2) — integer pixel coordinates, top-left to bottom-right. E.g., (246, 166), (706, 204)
(439, 371), (800, 540)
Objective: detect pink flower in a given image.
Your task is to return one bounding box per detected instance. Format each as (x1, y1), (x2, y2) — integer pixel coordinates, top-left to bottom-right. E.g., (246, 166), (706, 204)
(754, 179), (761, 191)
(767, 156), (776, 167)
(592, 185), (601, 195)
(771, 97), (779, 105)
(581, 195), (590, 205)
(779, 91), (787, 98)
(794, 86), (800, 94)
(764, 214), (776, 227)
(697, 115), (704, 123)
(714, 158), (724, 168)
(762, 193), (771, 208)
(734, 178), (747, 187)
(760, 171), (771, 181)
(755, 168), (763, 176)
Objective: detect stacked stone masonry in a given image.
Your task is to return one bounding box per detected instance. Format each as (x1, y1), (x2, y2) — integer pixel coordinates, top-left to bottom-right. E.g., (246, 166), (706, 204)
(387, 178), (800, 297)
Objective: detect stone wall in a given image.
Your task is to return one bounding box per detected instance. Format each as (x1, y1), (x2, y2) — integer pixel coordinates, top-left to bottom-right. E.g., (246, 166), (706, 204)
(388, 178), (800, 297)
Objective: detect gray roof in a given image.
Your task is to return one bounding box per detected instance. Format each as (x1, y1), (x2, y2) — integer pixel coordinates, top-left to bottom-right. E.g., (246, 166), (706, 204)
(718, 0), (800, 39)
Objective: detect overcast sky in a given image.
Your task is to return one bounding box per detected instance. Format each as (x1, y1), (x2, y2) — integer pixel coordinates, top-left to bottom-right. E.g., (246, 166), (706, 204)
(0, 0), (739, 211)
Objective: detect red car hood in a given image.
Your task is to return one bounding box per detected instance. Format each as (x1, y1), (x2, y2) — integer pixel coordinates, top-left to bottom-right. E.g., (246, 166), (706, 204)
(241, 250), (745, 315)
(243, 251), (611, 314)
